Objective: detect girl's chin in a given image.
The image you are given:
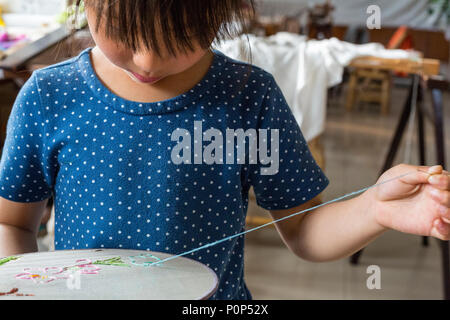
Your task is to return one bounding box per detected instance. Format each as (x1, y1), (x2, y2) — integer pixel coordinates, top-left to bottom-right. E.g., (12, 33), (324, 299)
(123, 70), (164, 85)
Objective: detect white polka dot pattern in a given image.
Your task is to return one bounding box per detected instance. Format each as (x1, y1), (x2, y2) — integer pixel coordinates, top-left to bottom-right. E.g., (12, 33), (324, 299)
(0, 48), (329, 299)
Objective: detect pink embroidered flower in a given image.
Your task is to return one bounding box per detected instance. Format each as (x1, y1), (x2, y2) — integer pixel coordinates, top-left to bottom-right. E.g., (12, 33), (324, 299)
(16, 267), (66, 283)
(15, 259), (101, 284)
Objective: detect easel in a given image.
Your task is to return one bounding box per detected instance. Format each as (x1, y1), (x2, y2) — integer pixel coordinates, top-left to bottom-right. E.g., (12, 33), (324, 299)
(348, 56), (449, 300)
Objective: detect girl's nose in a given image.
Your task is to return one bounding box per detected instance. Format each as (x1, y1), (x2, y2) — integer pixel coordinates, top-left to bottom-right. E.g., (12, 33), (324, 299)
(132, 52), (161, 75)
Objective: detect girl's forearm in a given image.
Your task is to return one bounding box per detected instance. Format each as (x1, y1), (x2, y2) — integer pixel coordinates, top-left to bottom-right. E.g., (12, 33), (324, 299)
(0, 224), (38, 258)
(295, 188), (386, 262)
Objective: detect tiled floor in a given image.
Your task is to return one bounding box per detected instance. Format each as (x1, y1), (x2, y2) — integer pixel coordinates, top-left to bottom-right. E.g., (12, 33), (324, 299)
(244, 80), (450, 299)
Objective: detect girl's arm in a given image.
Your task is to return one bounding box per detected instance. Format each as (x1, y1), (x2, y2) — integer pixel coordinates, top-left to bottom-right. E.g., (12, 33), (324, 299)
(270, 187), (382, 262)
(269, 164), (450, 262)
(0, 197), (48, 257)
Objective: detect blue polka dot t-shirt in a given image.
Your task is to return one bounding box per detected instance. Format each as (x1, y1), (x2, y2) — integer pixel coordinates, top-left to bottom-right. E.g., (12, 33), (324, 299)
(0, 48), (329, 299)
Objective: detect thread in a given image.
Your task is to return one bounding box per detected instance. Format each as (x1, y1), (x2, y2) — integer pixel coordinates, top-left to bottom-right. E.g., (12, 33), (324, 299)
(149, 169), (438, 266)
(0, 288), (34, 297)
(130, 253), (162, 267)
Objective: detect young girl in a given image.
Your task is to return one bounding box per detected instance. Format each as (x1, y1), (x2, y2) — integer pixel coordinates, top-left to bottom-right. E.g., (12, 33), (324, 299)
(0, 0), (449, 300)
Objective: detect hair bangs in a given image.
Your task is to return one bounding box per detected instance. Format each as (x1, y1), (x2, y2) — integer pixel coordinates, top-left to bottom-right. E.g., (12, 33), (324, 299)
(80, 0), (254, 56)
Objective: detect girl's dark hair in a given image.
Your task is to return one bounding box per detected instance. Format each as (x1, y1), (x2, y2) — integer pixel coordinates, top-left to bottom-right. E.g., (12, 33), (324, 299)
(77, 0), (255, 56)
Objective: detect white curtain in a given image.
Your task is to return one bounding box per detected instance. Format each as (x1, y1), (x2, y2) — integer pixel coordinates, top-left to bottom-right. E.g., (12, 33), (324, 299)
(214, 33), (417, 141)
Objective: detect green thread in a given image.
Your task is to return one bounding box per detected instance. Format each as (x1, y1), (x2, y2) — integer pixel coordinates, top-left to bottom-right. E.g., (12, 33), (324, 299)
(92, 257), (130, 267)
(0, 256), (20, 266)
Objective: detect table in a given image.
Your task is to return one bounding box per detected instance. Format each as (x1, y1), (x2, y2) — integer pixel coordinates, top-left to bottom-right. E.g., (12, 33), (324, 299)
(0, 27), (93, 152)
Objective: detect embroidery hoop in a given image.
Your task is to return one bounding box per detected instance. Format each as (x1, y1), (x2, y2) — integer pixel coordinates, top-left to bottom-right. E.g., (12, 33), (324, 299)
(0, 249), (218, 300)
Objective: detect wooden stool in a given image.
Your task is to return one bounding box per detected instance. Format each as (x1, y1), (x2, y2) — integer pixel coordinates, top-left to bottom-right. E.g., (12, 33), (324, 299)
(346, 68), (392, 115)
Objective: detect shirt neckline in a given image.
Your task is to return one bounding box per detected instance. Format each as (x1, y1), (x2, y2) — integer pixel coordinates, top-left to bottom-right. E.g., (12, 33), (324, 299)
(78, 47), (225, 116)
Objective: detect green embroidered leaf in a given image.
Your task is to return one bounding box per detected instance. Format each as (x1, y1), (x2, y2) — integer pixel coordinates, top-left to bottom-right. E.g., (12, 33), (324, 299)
(0, 256), (20, 266)
(92, 257), (130, 267)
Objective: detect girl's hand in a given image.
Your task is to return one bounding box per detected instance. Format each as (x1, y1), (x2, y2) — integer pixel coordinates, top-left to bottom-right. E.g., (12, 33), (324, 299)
(373, 164), (450, 240)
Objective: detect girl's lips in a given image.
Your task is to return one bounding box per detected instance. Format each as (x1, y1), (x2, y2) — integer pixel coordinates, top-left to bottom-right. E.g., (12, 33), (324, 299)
(129, 72), (163, 84)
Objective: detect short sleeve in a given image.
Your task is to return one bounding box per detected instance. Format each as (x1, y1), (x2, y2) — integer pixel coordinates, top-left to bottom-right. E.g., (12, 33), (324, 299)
(247, 76), (329, 210)
(0, 72), (54, 202)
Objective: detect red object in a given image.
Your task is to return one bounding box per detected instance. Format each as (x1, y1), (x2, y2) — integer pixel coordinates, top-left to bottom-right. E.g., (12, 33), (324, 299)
(387, 26), (414, 50)
(387, 26), (414, 77)
(0, 32), (9, 42)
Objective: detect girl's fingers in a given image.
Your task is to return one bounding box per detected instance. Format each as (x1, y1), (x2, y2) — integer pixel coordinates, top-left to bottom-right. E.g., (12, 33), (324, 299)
(431, 219), (450, 241)
(428, 172), (450, 191)
(428, 187), (450, 208)
(395, 165), (434, 185)
(388, 165), (446, 187)
(439, 204), (450, 221)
